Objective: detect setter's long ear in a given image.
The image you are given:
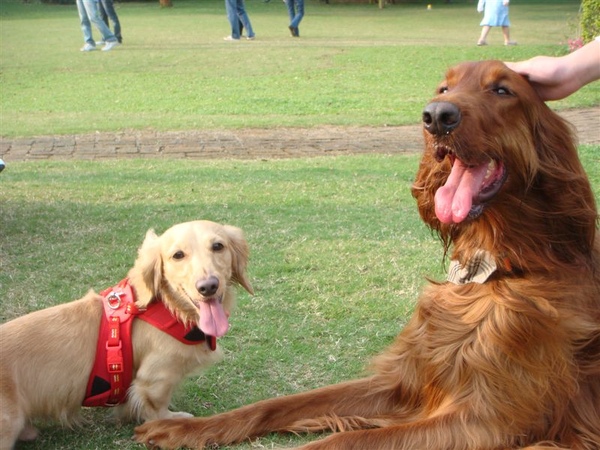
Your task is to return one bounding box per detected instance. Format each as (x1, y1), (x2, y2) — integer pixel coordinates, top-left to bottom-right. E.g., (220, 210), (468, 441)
(530, 101), (597, 259)
(128, 229), (163, 306)
(224, 225), (254, 295)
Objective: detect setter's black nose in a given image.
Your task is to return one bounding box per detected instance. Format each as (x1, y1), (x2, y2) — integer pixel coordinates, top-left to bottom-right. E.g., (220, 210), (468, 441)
(422, 101), (461, 137)
(196, 276), (219, 297)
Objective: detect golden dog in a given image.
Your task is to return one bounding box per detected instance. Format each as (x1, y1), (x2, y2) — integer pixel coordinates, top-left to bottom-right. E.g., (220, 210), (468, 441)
(0, 220), (253, 449)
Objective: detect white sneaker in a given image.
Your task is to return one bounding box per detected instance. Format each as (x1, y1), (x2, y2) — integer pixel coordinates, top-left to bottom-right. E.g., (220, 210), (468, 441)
(95, 40), (105, 46)
(223, 35), (240, 41)
(80, 43), (97, 52)
(102, 40), (120, 51)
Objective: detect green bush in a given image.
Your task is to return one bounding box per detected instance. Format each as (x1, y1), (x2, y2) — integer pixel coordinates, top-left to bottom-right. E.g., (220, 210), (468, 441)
(581, 0), (600, 42)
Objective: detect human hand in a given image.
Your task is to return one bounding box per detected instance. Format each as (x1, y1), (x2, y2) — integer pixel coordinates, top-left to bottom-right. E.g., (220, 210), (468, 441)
(506, 39), (600, 101)
(505, 57), (570, 101)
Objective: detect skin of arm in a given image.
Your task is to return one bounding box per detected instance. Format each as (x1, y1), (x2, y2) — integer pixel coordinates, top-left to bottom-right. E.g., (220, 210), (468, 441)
(505, 38), (600, 101)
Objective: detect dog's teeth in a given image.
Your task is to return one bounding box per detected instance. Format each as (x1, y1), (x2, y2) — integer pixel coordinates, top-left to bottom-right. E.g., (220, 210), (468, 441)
(483, 160), (497, 182)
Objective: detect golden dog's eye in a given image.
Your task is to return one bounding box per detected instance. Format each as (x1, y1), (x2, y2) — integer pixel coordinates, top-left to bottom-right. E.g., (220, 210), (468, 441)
(212, 242), (224, 252)
(438, 86), (449, 94)
(173, 250), (185, 260)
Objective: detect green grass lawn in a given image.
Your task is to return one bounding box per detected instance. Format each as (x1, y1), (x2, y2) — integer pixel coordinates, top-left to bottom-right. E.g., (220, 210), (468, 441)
(1, 0), (598, 137)
(1, 146), (599, 449)
(2, 153), (436, 450)
(1, 0), (599, 448)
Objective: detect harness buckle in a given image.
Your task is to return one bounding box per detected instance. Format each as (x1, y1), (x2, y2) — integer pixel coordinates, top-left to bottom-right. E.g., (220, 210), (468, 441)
(106, 341), (123, 373)
(106, 291), (123, 309)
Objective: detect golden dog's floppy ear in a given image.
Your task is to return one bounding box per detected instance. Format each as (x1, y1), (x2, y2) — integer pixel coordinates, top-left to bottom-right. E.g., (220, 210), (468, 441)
(127, 229), (163, 307)
(224, 225), (254, 295)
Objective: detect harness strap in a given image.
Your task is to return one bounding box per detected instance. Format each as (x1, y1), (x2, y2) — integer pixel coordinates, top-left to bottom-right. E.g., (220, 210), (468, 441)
(82, 279), (217, 408)
(137, 302), (217, 350)
(83, 280), (139, 407)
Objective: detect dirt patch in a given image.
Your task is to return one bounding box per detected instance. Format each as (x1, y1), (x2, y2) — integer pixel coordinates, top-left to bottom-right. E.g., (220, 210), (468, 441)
(1, 107), (598, 162)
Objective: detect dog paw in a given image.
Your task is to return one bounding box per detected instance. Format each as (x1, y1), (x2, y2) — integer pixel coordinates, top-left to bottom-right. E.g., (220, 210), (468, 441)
(134, 419), (206, 449)
(18, 424), (39, 441)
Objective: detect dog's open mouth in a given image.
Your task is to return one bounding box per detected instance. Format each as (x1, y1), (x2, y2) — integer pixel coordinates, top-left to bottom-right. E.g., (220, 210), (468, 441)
(434, 147), (507, 224)
(194, 295), (229, 338)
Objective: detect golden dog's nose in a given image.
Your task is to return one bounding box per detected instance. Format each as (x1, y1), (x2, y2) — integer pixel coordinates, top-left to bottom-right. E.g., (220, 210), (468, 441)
(196, 276), (219, 297)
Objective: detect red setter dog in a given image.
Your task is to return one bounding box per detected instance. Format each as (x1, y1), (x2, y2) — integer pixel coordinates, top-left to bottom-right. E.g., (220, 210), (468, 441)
(135, 61), (600, 449)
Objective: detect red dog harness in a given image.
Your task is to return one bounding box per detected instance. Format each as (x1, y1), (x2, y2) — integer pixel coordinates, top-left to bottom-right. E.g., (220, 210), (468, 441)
(83, 279), (216, 407)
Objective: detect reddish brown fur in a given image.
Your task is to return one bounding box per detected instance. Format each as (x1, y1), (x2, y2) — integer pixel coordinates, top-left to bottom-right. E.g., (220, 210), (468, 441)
(134, 61), (600, 450)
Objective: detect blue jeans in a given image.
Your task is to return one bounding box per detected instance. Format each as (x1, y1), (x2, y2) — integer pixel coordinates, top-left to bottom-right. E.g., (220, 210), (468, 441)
(287, 0), (304, 31)
(99, 0), (122, 43)
(77, 0), (117, 45)
(225, 0), (254, 39)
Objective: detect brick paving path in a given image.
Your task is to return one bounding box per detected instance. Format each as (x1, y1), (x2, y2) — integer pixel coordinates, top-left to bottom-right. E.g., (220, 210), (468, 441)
(1, 107), (598, 162)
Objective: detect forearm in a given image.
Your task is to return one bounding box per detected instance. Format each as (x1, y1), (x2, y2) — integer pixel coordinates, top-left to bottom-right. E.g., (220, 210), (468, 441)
(506, 38), (600, 101)
(562, 38), (600, 91)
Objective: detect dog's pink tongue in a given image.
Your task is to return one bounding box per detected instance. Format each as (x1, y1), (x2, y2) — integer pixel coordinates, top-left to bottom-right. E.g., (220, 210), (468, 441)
(435, 159), (489, 224)
(199, 299), (229, 337)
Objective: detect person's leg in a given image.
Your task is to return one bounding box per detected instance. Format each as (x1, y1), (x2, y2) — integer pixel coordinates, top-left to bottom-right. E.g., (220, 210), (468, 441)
(286, 0), (295, 23)
(96, 0), (107, 44)
(502, 26), (516, 45)
(224, 0), (241, 39)
(290, 0), (303, 36)
(100, 0), (122, 42)
(76, 0), (95, 47)
(82, 0), (117, 42)
(99, 0), (108, 26)
(477, 25), (490, 45)
(236, 0), (254, 38)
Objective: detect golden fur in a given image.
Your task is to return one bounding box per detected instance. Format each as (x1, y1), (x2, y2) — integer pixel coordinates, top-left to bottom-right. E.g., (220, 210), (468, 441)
(0, 220), (253, 450)
(134, 61), (600, 450)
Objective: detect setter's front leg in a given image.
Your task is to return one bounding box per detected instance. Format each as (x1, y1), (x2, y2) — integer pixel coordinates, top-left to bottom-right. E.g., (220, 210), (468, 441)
(292, 415), (511, 450)
(134, 376), (398, 449)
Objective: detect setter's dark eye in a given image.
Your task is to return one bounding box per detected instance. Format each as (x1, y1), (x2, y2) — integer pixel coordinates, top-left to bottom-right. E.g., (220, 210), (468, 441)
(492, 85), (512, 96)
(438, 85), (449, 94)
(212, 242), (224, 252)
(173, 250), (185, 260)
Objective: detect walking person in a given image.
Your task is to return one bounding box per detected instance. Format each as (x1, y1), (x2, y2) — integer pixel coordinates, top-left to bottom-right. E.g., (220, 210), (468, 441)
(286, 0), (304, 37)
(476, 0), (516, 46)
(77, 0), (120, 51)
(98, 0), (122, 44)
(224, 0), (255, 41)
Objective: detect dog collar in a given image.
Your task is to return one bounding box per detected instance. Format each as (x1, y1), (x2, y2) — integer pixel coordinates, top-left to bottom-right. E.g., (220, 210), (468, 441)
(83, 279), (216, 407)
(447, 249), (497, 285)
(138, 298), (217, 350)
